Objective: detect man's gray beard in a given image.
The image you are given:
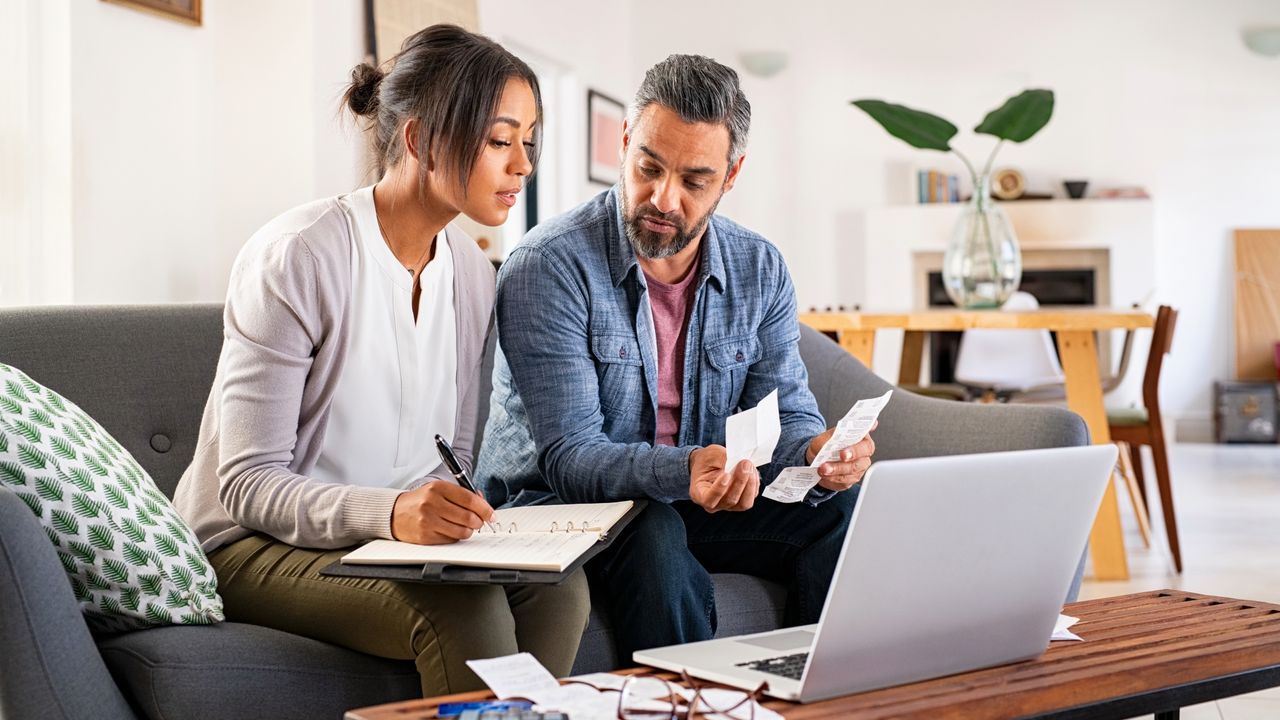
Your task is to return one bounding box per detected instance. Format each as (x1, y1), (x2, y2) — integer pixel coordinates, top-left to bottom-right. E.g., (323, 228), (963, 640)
(620, 176), (720, 260)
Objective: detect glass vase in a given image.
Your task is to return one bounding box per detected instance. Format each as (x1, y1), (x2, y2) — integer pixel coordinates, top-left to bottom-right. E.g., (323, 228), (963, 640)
(942, 174), (1022, 309)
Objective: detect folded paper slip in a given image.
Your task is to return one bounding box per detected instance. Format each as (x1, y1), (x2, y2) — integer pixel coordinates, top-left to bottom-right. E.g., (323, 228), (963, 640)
(321, 501), (643, 585)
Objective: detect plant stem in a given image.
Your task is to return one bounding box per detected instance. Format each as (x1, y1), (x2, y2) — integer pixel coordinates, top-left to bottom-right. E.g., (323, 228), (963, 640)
(951, 149), (979, 180)
(981, 140), (1005, 178)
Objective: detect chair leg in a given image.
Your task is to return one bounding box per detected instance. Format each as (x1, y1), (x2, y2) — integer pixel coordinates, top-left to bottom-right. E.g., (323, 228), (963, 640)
(1148, 430), (1183, 573)
(1115, 442), (1152, 549)
(1128, 442), (1149, 519)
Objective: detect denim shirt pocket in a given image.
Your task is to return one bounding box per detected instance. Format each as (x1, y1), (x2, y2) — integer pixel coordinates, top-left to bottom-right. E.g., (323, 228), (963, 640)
(704, 334), (762, 417)
(590, 333), (645, 415)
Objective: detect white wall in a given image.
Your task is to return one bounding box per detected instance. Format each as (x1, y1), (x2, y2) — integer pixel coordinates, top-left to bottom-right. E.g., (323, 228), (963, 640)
(11, 0), (1278, 433)
(15, 0), (366, 306)
(625, 0), (1280, 435)
(2, 0), (76, 307)
(479, 0), (635, 230)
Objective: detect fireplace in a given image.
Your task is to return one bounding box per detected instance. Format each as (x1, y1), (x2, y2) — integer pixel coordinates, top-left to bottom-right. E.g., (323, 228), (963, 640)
(926, 268), (1098, 384)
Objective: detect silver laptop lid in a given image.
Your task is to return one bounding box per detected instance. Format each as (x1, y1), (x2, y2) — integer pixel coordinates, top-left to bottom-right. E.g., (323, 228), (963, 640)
(798, 444), (1116, 702)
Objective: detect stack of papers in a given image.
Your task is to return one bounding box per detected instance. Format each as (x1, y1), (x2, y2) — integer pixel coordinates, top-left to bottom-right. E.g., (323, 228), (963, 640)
(467, 654), (781, 720)
(763, 390), (893, 503)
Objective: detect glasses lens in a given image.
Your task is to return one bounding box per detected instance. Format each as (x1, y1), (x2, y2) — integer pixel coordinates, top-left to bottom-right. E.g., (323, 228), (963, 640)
(689, 686), (758, 720)
(619, 675), (685, 719)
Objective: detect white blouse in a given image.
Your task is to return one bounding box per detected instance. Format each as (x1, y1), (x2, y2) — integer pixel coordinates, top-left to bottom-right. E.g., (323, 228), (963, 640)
(314, 186), (458, 489)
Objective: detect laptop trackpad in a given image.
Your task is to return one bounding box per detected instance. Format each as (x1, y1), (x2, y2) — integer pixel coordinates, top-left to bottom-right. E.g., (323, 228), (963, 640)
(735, 629), (815, 652)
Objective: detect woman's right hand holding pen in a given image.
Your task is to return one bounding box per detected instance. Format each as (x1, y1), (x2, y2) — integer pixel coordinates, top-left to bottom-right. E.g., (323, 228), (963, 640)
(391, 480), (496, 545)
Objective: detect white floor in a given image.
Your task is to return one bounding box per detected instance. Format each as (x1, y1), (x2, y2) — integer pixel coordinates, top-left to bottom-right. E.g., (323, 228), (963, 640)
(1078, 443), (1280, 720)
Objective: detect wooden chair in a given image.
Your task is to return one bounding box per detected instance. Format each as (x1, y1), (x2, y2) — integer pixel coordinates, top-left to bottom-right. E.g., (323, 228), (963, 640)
(1108, 305), (1182, 572)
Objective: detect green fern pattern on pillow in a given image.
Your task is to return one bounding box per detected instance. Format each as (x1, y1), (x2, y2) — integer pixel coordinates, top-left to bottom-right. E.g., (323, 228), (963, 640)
(0, 363), (224, 632)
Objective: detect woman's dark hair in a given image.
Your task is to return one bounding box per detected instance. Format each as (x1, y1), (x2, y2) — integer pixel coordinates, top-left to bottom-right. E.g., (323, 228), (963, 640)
(342, 24), (542, 195)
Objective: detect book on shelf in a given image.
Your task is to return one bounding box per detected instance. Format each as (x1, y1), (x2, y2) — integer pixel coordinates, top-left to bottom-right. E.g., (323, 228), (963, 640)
(916, 169), (962, 204)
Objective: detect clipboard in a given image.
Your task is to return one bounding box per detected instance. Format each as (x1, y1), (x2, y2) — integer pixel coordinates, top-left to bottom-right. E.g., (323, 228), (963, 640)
(319, 499), (646, 586)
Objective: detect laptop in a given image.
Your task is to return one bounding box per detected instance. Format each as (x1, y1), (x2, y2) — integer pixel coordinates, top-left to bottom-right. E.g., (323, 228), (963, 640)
(634, 444), (1117, 703)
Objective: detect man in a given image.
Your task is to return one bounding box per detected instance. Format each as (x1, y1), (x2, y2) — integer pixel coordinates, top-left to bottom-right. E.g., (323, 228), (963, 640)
(476, 54), (875, 658)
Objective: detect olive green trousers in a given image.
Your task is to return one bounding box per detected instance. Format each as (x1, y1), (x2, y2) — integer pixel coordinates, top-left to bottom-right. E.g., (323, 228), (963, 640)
(209, 534), (592, 697)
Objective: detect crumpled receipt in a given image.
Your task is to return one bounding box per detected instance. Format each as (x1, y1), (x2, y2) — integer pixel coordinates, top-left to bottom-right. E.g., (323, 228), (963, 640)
(763, 390), (892, 503)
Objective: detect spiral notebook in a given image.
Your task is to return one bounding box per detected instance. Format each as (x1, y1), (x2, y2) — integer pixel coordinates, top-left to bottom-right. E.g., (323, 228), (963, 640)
(338, 501), (636, 573)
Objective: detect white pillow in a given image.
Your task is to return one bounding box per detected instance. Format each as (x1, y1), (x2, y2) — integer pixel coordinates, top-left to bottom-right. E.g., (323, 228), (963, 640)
(0, 363), (224, 633)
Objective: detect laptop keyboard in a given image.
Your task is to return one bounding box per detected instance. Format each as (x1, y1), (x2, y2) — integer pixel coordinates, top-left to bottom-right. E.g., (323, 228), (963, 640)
(736, 651), (809, 680)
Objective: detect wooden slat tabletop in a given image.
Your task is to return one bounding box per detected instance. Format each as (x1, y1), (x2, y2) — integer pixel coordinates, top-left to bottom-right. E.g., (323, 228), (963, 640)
(345, 590), (1280, 720)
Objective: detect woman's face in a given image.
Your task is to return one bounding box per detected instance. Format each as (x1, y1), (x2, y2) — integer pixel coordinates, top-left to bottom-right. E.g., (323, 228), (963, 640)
(438, 77), (538, 227)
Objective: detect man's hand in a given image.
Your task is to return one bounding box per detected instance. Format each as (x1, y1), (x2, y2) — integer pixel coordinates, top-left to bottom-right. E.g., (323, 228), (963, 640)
(806, 421), (877, 492)
(391, 480), (496, 545)
(689, 445), (759, 513)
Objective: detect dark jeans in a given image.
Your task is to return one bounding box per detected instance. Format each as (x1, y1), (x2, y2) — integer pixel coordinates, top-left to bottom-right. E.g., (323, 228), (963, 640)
(586, 487), (859, 660)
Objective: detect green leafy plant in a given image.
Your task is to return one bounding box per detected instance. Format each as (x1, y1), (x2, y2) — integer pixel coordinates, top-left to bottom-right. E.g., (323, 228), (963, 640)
(851, 89), (1054, 184)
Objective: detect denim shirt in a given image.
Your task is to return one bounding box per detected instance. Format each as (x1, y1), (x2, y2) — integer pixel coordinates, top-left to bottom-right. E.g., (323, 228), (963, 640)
(475, 187), (828, 507)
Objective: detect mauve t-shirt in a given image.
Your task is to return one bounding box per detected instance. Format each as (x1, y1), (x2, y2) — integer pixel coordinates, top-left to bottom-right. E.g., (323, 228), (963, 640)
(643, 259), (700, 446)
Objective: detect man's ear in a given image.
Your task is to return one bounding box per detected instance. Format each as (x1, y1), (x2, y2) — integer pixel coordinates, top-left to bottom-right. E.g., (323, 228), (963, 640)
(402, 118), (433, 170)
(722, 153), (746, 193)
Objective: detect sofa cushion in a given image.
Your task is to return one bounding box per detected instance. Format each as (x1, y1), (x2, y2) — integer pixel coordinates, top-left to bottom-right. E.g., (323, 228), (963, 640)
(99, 622), (420, 720)
(0, 363), (224, 632)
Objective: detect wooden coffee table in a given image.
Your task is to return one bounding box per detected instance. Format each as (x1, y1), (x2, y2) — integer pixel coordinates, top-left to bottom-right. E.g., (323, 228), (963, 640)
(346, 590), (1280, 720)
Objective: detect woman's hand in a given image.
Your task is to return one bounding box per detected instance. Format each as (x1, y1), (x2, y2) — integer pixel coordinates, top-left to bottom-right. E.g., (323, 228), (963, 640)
(391, 480), (496, 545)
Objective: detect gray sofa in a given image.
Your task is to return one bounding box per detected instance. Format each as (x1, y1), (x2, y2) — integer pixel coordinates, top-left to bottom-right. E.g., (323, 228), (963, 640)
(0, 304), (1089, 720)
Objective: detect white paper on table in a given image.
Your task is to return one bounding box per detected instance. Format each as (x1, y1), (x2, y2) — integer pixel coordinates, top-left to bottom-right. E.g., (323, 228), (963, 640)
(531, 684), (620, 720)
(1051, 613), (1083, 642)
(564, 671), (629, 691)
(692, 688), (785, 720)
(725, 389), (780, 469)
(465, 652), (559, 701)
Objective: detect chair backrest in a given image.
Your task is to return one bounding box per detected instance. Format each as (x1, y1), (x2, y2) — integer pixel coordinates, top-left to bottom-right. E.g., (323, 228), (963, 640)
(1141, 305), (1177, 417)
(953, 291), (1065, 390)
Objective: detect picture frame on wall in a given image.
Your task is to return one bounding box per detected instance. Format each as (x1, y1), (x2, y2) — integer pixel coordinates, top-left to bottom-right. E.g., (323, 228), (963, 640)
(587, 90), (625, 186)
(102, 0), (202, 26)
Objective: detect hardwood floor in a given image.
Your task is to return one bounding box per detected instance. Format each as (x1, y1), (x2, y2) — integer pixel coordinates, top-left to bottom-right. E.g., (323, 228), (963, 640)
(1079, 443), (1280, 720)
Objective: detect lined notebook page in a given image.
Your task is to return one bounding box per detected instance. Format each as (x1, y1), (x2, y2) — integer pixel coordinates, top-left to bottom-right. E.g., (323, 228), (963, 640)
(340, 533), (600, 572)
(481, 501), (634, 534)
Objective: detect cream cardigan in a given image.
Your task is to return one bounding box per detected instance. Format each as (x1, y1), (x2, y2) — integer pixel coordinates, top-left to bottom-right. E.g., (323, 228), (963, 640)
(173, 195), (495, 553)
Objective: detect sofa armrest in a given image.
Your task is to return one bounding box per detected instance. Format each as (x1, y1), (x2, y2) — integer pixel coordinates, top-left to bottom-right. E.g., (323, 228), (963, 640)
(0, 487), (138, 720)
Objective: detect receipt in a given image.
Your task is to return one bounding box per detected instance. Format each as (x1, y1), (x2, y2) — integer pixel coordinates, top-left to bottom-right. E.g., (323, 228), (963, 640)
(810, 389), (892, 466)
(725, 389), (780, 469)
(762, 466), (821, 503)
(762, 389), (892, 503)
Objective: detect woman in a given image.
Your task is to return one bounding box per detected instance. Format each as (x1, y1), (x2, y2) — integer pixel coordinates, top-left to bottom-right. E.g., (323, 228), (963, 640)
(173, 25), (590, 696)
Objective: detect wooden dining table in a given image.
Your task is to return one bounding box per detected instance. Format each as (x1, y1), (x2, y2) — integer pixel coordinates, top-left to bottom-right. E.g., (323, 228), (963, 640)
(799, 308), (1155, 581)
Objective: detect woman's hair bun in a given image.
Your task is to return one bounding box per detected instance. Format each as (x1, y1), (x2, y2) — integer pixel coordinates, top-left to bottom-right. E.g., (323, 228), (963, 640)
(344, 62), (385, 117)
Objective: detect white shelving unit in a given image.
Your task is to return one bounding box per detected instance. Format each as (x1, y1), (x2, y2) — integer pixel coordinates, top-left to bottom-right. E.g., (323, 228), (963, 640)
(842, 198), (1156, 406)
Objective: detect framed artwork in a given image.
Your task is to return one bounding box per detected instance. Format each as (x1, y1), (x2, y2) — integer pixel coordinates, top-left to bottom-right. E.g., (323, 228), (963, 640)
(587, 90), (625, 186)
(102, 0), (202, 25)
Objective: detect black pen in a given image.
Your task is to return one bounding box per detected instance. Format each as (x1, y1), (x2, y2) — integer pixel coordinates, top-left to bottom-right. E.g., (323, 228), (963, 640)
(434, 434), (496, 532)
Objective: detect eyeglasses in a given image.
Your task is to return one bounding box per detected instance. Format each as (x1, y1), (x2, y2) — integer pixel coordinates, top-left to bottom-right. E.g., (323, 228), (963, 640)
(610, 670), (766, 720)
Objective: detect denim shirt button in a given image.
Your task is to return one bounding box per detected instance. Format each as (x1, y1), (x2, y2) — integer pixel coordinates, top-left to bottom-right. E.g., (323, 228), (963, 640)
(619, 346), (627, 359)
(735, 350), (745, 362)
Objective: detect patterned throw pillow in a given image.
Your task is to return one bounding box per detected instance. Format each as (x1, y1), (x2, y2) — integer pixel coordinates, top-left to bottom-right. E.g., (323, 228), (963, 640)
(0, 363), (223, 633)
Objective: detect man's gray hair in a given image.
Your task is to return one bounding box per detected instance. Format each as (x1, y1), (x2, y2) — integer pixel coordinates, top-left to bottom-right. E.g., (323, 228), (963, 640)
(627, 54), (751, 166)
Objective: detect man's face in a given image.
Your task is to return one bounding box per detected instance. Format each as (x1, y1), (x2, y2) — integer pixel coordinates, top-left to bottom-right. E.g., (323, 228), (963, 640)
(620, 104), (743, 260)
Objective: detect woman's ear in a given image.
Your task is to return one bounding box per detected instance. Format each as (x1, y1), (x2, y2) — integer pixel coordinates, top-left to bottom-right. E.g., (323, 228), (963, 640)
(401, 118), (434, 170)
